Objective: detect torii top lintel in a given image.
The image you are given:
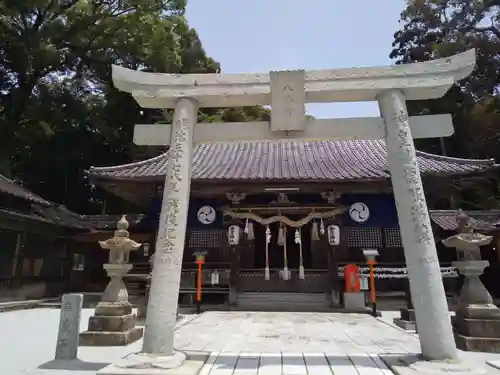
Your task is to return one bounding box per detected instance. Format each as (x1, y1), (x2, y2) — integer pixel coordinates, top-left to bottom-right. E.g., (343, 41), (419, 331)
(111, 49), (476, 109)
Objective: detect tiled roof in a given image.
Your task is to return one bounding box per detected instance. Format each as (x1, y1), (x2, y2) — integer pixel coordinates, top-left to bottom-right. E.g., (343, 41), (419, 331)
(429, 210), (500, 232)
(0, 208), (52, 224)
(0, 173), (94, 229)
(0, 174), (51, 205)
(9, 206), (146, 231)
(0, 173), (147, 230)
(87, 139), (496, 181)
(31, 205), (93, 230)
(82, 214), (147, 230)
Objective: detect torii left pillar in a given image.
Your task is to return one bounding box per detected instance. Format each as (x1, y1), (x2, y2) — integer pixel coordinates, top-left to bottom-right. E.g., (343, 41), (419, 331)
(104, 98), (198, 371)
(142, 97), (197, 360)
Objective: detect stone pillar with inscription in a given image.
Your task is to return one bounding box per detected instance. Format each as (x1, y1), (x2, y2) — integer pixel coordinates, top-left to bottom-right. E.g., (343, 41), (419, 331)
(378, 89), (457, 360)
(55, 293), (83, 360)
(143, 98), (197, 361)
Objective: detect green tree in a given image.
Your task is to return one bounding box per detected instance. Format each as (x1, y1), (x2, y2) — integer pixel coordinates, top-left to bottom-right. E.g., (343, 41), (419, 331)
(391, 0), (500, 155)
(0, 0), (220, 211)
(0, 0), (274, 212)
(0, 0), (214, 173)
(390, 0), (500, 208)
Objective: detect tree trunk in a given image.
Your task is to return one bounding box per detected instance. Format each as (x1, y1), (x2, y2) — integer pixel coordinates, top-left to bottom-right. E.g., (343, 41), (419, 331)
(0, 145), (12, 178)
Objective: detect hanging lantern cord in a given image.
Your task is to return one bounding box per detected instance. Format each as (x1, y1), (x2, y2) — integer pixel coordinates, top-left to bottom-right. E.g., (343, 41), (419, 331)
(264, 225), (270, 280)
(283, 226), (289, 280)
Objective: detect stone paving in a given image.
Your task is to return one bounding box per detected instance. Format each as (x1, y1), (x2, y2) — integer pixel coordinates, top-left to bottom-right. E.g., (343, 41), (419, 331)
(174, 311), (421, 354)
(2, 308), (500, 374)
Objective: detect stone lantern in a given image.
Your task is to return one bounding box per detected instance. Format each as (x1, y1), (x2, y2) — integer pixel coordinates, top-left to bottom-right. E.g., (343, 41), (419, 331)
(442, 211), (500, 352)
(99, 215), (141, 303)
(79, 215), (144, 346)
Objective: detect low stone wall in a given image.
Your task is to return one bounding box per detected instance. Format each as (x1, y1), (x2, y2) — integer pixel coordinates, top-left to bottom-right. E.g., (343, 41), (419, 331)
(0, 300), (42, 312)
(0, 279), (63, 302)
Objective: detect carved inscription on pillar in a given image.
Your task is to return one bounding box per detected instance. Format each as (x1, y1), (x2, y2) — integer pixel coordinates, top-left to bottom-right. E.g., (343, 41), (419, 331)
(156, 118), (189, 269)
(390, 108), (433, 247)
(380, 89), (457, 360)
(143, 98), (196, 356)
(393, 109), (433, 248)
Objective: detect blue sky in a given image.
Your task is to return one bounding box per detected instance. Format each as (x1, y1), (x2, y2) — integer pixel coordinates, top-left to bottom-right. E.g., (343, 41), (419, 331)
(186, 0), (406, 119)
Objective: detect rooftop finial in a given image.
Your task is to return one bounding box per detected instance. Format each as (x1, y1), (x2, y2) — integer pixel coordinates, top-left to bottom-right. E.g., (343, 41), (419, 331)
(456, 209), (474, 233)
(114, 215), (130, 238)
(117, 215), (129, 231)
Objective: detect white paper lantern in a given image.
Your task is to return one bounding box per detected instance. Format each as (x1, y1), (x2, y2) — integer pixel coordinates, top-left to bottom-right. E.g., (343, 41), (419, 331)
(211, 271), (220, 285)
(360, 277), (369, 290)
(327, 224), (340, 246)
(228, 225), (240, 245)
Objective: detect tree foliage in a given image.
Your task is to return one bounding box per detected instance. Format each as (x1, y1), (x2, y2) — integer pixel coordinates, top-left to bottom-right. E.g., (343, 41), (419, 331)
(391, 0), (500, 208)
(0, 0), (269, 213)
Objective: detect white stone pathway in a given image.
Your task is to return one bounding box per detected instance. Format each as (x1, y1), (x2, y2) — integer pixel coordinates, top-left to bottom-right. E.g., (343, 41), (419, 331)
(2, 309), (500, 374)
(176, 311), (417, 374)
(174, 311), (421, 354)
(199, 352), (392, 375)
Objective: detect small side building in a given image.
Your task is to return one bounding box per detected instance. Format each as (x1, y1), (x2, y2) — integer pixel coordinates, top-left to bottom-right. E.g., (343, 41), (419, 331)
(0, 174), (92, 300)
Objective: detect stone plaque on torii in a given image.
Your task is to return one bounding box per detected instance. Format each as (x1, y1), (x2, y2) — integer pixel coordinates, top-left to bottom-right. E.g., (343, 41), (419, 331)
(100, 50), (480, 374)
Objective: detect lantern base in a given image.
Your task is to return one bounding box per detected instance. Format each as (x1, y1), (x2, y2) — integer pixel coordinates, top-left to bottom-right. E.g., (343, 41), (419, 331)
(394, 318), (416, 331)
(343, 292), (366, 310)
(80, 301), (143, 347)
(394, 308), (417, 331)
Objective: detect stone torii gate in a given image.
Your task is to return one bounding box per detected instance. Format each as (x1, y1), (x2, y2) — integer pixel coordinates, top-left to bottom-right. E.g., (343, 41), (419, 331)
(108, 50), (476, 369)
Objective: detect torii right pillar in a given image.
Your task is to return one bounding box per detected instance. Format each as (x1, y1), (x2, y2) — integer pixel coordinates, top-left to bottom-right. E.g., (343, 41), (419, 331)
(378, 89), (456, 360)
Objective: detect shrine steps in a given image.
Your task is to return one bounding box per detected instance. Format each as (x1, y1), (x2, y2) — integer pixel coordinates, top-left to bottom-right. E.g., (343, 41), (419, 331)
(236, 292), (333, 312)
(123, 278), (146, 306)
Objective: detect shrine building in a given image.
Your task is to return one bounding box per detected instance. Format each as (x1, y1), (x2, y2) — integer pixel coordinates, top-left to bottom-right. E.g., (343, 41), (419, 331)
(85, 137), (499, 309)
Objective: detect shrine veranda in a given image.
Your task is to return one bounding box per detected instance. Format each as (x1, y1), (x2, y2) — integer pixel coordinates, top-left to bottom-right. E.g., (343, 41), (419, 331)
(88, 162), (481, 299)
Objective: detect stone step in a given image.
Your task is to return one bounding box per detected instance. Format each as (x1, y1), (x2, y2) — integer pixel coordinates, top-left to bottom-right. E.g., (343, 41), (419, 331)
(123, 279), (146, 308)
(126, 287), (144, 293)
(238, 292), (329, 302)
(237, 292), (331, 312)
(234, 305), (335, 313)
(124, 281), (143, 287)
(123, 280), (145, 296)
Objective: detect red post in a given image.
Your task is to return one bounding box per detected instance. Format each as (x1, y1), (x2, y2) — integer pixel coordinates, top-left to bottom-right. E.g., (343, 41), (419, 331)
(195, 254), (205, 314)
(368, 261), (376, 304)
(196, 262), (202, 302)
(367, 259), (377, 316)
